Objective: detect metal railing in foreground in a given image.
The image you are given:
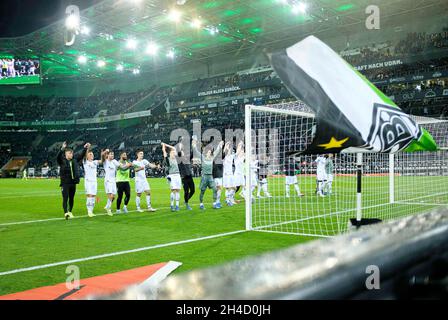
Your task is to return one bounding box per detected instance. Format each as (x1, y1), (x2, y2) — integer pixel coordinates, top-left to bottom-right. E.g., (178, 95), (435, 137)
(101, 208), (448, 300)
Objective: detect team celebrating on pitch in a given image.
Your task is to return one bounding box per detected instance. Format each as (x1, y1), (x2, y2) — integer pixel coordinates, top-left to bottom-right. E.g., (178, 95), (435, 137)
(56, 139), (334, 219)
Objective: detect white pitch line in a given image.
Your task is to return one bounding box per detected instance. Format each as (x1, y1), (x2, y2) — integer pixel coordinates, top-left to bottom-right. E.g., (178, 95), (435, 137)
(394, 202), (448, 207)
(0, 201), (224, 227)
(0, 230), (246, 276)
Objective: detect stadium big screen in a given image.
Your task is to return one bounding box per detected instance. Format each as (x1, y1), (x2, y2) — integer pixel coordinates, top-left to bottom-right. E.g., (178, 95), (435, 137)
(0, 56), (41, 85)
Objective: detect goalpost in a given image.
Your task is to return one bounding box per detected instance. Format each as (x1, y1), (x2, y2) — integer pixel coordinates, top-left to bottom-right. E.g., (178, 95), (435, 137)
(245, 102), (448, 237)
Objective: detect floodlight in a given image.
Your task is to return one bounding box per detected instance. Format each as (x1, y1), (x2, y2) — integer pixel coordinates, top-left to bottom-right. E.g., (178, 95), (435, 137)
(146, 42), (159, 55)
(77, 55), (88, 64)
(126, 38), (138, 50)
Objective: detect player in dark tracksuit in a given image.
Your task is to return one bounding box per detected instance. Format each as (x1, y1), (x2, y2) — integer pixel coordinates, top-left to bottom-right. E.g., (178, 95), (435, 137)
(57, 141), (90, 220)
(177, 144), (195, 211)
(212, 157), (224, 206)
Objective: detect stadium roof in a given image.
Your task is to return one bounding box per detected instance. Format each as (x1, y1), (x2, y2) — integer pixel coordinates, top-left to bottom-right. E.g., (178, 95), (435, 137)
(0, 0), (446, 81)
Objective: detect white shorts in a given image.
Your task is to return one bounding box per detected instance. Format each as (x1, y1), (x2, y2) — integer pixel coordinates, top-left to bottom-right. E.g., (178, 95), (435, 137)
(249, 173), (258, 187)
(233, 174), (245, 187)
(135, 179), (150, 194)
(168, 174), (182, 190)
(223, 175), (235, 188)
(285, 176), (298, 185)
(105, 180), (117, 195)
(214, 178), (223, 188)
(317, 170), (327, 181)
(326, 174), (334, 182)
(84, 180), (97, 195)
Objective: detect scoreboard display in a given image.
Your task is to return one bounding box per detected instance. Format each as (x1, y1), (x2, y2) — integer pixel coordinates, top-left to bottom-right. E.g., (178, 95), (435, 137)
(0, 56), (41, 85)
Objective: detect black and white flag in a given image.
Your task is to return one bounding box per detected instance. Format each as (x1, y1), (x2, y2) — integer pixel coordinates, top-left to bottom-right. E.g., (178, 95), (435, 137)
(269, 36), (437, 154)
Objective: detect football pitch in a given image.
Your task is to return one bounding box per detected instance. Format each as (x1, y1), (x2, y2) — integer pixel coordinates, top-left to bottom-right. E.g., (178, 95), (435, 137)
(0, 177), (313, 296)
(0, 175), (445, 296)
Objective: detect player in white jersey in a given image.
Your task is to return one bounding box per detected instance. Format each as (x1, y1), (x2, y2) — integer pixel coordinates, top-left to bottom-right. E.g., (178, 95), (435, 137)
(223, 142), (236, 206)
(161, 143), (182, 211)
(82, 145), (104, 217)
(101, 150), (125, 216)
(256, 154), (272, 199)
(133, 150), (158, 213)
(7, 59), (15, 77)
(233, 141), (245, 201)
(244, 154), (259, 200)
(315, 155), (327, 197)
(323, 154), (334, 196)
(285, 156), (304, 198)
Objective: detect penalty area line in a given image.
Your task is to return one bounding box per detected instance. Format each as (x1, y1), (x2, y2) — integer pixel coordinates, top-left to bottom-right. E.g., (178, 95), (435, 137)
(0, 230), (246, 277)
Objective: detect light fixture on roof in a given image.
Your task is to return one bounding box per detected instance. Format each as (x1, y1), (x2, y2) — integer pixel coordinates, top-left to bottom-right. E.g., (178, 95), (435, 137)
(116, 64), (124, 71)
(166, 49), (175, 59)
(126, 38), (138, 50)
(168, 9), (182, 22)
(208, 26), (219, 35)
(146, 42), (159, 55)
(77, 55), (88, 64)
(97, 60), (106, 67)
(292, 2), (307, 14)
(132, 68), (140, 75)
(191, 18), (202, 29)
(80, 26), (90, 35)
(65, 14), (80, 30)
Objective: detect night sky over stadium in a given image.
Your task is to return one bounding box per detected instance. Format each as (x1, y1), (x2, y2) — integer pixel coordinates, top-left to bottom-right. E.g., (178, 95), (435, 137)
(0, 0), (102, 37)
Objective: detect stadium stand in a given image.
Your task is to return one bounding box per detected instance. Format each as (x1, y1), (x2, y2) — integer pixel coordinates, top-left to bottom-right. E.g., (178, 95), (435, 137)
(0, 30), (447, 174)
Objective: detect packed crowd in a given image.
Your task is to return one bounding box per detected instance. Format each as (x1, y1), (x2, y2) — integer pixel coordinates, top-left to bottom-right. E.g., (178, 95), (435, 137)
(0, 86), (164, 121)
(1, 29), (448, 170)
(343, 28), (448, 67)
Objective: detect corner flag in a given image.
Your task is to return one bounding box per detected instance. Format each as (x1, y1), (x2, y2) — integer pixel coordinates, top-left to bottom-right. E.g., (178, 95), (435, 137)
(269, 36), (438, 154)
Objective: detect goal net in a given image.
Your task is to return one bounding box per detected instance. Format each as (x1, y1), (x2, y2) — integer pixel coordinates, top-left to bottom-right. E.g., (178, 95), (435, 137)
(245, 102), (448, 237)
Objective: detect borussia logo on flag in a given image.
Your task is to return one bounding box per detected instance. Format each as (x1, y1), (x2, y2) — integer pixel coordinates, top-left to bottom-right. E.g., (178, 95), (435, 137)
(365, 103), (422, 153)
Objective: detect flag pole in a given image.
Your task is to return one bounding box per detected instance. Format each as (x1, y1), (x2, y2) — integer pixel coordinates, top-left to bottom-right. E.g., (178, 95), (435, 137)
(356, 153), (363, 223)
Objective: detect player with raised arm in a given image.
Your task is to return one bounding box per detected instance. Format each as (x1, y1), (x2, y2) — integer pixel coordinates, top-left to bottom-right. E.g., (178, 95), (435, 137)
(315, 154), (327, 197)
(133, 150), (158, 213)
(116, 151), (133, 214)
(285, 156), (304, 198)
(57, 141), (88, 220)
(249, 154), (259, 199)
(83, 146), (106, 217)
(223, 141), (237, 206)
(161, 143), (182, 212)
(212, 145), (224, 208)
(323, 154), (334, 196)
(233, 141), (245, 202)
(176, 140), (195, 211)
(192, 138), (223, 210)
(256, 155), (272, 199)
(101, 150), (129, 216)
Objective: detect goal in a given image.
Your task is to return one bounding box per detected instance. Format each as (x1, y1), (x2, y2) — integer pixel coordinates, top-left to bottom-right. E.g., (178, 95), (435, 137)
(244, 102), (448, 237)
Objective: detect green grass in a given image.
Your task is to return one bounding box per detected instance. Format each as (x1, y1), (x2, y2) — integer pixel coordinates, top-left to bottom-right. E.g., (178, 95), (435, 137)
(252, 175), (447, 236)
(0, 174), (445, 296)
(0, 178), (312, 295)
(0, 75), (41, 85)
